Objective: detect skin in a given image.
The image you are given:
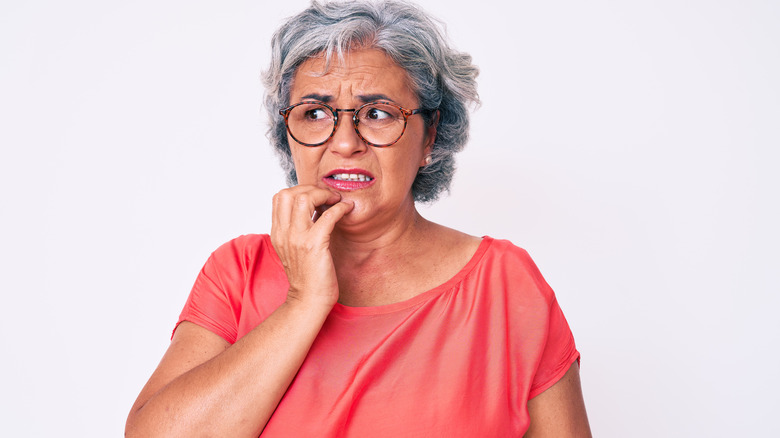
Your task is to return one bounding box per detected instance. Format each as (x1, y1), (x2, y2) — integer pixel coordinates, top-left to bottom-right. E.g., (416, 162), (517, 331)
(525, 362), (592, 437)
(125, 48), (591, 437)
(283, 49), (480, 307)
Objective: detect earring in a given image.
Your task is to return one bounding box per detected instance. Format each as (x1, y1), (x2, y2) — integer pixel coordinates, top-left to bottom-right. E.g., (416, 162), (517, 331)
(423, 155), (432, 166)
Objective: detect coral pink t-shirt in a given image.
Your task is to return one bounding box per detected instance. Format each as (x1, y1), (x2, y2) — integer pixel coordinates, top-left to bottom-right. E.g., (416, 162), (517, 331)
(177, 234), (579, 437)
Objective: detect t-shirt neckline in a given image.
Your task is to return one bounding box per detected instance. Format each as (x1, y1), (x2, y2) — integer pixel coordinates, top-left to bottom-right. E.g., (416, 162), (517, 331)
(330, 236), (494, 316)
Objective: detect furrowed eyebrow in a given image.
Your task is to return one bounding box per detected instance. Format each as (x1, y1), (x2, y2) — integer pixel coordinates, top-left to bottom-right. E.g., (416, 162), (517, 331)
(297, 93), (396, 105)
(357, 94), (394, 104)
(300, 93), (332, 102)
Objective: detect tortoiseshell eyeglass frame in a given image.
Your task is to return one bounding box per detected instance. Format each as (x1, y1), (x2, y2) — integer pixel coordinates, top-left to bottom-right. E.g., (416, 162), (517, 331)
(279, 100), (433, 147)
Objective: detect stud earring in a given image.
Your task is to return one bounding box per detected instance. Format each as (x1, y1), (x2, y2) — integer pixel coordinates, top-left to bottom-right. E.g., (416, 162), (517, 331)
(423, 155), (432, 166)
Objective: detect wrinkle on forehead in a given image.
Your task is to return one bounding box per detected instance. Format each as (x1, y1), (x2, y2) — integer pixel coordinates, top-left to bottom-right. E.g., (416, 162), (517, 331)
(290, 49), (417, 105)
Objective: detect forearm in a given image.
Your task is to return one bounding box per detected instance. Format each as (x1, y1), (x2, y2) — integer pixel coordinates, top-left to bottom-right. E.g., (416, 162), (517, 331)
(126, 299), (331, 438)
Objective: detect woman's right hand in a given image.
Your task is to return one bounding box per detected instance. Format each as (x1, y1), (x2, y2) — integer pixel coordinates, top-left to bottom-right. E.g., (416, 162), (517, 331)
(127, 186), (354, 438)
(270, 185), (354, 308)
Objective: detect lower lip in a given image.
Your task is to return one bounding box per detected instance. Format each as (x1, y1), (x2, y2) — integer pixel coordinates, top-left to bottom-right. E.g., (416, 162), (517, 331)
(322, 177), (376, 191)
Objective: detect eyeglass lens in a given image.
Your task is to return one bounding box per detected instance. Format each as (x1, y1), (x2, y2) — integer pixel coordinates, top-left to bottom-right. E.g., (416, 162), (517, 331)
(286, 103), (407, 146)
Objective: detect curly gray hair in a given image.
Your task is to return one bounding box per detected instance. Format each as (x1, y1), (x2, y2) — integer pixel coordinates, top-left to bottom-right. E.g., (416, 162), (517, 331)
(262, 0), (479, 203)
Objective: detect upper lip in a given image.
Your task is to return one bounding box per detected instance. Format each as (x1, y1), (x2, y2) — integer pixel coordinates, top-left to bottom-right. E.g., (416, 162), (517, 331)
(324, 168), (375, 179)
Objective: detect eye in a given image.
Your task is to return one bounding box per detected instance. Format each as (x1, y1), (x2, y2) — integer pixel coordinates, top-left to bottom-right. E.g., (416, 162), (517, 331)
(303, 106), (329, 121)
(359, 103), (402, 126)
(365, 107), (392, 120)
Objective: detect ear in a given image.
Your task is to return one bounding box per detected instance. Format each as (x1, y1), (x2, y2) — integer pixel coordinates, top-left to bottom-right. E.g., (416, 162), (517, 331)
(420, 110), (440, 164)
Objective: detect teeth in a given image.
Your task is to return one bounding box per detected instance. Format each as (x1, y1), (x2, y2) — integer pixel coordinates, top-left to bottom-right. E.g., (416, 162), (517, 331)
(331, 173), (372, 182)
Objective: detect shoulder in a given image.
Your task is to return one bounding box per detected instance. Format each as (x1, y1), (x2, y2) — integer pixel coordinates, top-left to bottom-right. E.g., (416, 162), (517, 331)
(212, 233), (270, 255)
(477, 237), (556, 304)
(209, 234), (277, 265)
(202, 234), (282, 284)
(483, 237), (532, 263)
(482, 238), (543, 278)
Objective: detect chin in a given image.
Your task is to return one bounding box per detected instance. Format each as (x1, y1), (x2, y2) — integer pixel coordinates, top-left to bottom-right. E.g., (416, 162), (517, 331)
(335, 198), (370, 226)
(341, 197), (362, 218)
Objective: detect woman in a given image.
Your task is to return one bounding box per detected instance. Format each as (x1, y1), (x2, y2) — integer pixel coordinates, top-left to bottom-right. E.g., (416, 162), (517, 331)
(126, 1), (591, 436)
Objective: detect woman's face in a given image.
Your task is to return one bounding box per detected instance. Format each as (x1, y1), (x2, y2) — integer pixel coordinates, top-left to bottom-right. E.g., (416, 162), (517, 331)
(287, 48), (436, 231)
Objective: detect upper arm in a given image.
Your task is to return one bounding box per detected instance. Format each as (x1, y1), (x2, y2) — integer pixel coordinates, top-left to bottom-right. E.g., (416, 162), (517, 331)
(524, 361), (592, 438)
(128, 321), (231, 416)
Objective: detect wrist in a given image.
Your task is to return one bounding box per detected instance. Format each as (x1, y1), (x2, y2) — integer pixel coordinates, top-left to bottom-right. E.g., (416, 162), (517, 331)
(283, 293), (336, 317)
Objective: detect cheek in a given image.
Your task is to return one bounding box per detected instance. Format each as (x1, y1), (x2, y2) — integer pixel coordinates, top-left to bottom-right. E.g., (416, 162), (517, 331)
(289, 144), (317, 184)
(401, 138), (428, 174)
(386, 153), (424, 195)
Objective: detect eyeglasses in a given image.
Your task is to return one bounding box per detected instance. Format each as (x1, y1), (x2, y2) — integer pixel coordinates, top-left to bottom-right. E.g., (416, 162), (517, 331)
(279, 101), (432, 147)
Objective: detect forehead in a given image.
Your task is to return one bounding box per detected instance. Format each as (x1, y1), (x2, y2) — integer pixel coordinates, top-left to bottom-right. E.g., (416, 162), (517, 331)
(290, 48), (416, 104)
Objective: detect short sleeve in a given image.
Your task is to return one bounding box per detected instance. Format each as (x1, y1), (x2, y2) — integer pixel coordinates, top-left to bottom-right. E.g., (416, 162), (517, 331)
(528, 293), (580, 399)
(173, 241), (247, 344)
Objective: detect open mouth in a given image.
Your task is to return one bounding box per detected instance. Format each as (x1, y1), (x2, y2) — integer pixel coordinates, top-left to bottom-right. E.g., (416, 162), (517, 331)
(323, 169), (376, 191)
(328, 173), (374, 182)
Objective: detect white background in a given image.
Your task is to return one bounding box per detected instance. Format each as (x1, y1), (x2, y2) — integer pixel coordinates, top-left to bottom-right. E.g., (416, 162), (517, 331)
(1, 0), (778, 436)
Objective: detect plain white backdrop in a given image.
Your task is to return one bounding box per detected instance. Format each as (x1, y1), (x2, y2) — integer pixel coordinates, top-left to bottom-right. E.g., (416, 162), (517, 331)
(1, 0), (778, 436)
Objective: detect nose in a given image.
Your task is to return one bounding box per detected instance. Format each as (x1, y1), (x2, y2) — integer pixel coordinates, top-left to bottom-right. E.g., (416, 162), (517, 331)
(328, 110), (367, 157)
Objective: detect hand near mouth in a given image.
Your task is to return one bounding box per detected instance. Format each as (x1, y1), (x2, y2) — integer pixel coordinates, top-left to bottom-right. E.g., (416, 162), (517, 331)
(271, 185), (355, 309)
(311, 204), (332, 223)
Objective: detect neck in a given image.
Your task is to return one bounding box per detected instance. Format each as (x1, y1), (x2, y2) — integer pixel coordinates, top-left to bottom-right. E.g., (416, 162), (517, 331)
(330, 207), (435, 306)
(330, 203), (429, 264)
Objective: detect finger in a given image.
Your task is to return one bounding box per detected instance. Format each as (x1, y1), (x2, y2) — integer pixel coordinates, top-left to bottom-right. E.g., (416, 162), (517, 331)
(301, 187), (342, 209)
(272, 186), (318, 249)
(273, 186), (336, 228)
(310, 200), (354, 235)
(271, 190), (293, 238)
(311, 203), (333, 223)
(289, 190), (342, 230)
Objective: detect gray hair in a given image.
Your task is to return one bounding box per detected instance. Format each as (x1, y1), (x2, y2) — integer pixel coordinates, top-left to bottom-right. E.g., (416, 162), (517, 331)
(262, 0), (479, 203)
